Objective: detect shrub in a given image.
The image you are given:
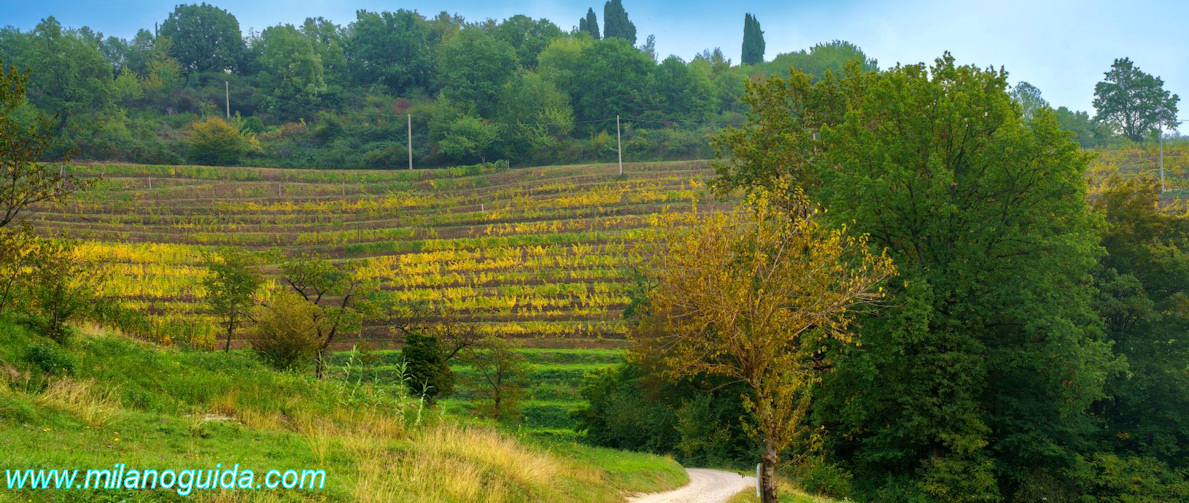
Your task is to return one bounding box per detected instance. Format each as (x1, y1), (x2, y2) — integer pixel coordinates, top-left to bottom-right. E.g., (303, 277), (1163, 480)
(247, 290), (321, 371)
(401, 333), (454, 402)
(23, 343), (75, 375)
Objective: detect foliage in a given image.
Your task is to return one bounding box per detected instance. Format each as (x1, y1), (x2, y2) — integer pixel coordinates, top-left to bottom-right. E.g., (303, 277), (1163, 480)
(1094, 57), (1181, 142)
(247, 288), (322, 370)
(201, 247), (263, 352)
(579, 8), (601, 40)
(257, 24), (326, 118)
(1010, 81), (1048, 122)
(1090, 175), (1189, 468)
(493, 15), (563, 70)
(279, 253), (377, 377)
(631, 188), (894, 503)
(0, 58), (85, 228)
(158, 3), (246, 73)
(402, 332), (455, 402)
(602, 0), (637, 45)
(26, 238), (108, 343)
(347, 9), (434, 95)
(22, 342), (75, 375)
(460, 335), (528, 422)
(716, 53), (1119, 501)
(188, 116), (255, 165)
(742, 13), (765, 66)
(437, 28), (519, 118)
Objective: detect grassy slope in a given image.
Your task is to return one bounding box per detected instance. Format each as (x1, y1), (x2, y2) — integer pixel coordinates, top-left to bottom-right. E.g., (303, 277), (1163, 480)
(0, 320), (686, 502)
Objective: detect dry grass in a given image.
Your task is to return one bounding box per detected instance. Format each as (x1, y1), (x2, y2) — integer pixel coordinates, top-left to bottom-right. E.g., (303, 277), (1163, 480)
(33, 377), (122, 426)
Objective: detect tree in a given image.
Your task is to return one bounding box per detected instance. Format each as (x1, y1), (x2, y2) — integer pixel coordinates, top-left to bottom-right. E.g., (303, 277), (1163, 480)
(460, 335), (529, 422)
(280, 254), (377, 378)
(248, 289), (322, 371)
(1056, 106), (1111, 148)
(0, 59), (90, 229)
(27, 239), (108, 343)
(494, 15), (562, 70)
(201, 247), (263, 352)
(572, 37), (655, 125)
(602, 0), (637, 45)
(1010, 81), (1048, 122)
(631, 189), (895, 503)
(401, 332), (454, 402)
(1090, 175), (1189, 468)
(346, 9), (434, 95)
(436, 28), (518, 118)
(741, 13), (765, 65)
(257, 24), (325, 117)
(715, 55), (1118, 501)
(158, 3), (246, 73)
(188, 116), (253, 166)
(579, 8), (600, 40)
(653, 56), (715, 123)
(436, 114), (499, 164)
(1094, 57), (1180, 142)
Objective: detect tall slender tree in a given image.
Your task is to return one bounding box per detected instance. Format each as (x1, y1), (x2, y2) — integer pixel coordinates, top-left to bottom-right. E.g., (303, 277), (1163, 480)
(602, 0), (636, 45)
(741, 13), (765, 65)
(579, 8), (600, 40)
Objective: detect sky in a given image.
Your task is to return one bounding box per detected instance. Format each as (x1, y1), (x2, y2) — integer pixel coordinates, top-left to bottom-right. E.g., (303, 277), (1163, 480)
(4, 0), (1187, 128)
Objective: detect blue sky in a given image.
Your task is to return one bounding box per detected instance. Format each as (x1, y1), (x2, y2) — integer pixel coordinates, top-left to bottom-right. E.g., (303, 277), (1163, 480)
(4, 0), (1187, 128)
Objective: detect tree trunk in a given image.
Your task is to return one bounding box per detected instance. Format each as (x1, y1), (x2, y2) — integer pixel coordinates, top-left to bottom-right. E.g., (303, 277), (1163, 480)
(224, 324), (233, 352)
(315, 350), (325, 379)
(761, 444), (779, 503)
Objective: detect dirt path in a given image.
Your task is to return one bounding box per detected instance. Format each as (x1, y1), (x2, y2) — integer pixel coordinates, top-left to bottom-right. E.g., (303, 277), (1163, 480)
(629, 468), (756, 503)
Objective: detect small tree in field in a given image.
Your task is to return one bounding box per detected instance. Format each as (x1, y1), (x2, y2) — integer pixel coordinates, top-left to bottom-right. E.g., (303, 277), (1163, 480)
(460, 335), (528, 422)
(27, 238), (108, 343)
(280, 254), (377, 378)
(201, 247), (263, 352)
(630, 189), (895, 503)
(248, 289), (322, 371)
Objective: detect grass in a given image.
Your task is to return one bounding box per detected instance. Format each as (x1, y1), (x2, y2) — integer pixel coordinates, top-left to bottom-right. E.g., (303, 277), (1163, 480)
(0, 318), (685, 502)
(725, 482), (845, 503)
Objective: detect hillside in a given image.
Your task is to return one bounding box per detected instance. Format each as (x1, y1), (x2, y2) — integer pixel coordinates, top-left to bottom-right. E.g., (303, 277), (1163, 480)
(28, 160), (721, 349)
(0, 318), (687, 502)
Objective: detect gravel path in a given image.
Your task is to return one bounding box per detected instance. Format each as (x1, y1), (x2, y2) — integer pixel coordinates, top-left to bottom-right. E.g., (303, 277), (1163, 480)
(628, 468), (756, 503)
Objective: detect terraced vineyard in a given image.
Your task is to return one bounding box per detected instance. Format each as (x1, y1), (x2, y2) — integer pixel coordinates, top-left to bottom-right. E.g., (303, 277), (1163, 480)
(30, 160), (720, 348)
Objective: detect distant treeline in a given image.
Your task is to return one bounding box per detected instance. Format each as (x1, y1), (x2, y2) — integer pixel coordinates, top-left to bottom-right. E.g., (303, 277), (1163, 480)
(0, 5), (884, 169)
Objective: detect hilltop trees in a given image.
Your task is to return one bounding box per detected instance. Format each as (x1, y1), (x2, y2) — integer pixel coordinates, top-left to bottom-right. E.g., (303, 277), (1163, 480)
(257, 24), (326, 117)
(1010, 81), (1047, 122)
(1094, 57), (1180, 141)
(158, 3), (246, 73)
(602, 0), (637, 45)
(741, 13), (765, 65)
(346, 9), (434, 96)
(579, 8), (600, 40)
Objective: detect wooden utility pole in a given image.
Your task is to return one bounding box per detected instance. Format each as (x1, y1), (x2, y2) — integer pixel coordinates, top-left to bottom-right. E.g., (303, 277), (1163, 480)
(225, 81), (230, 119)
(616, 115), (623, 176)
(1160, 130), (1166, 193)
(408, 114), (413, 170)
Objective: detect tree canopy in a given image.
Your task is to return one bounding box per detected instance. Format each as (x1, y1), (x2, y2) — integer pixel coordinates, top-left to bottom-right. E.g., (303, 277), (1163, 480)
(1093, 57), (1180, 142)
(741, 13), (765, 66)
(158, 3), (246, 73)
(602, 0), (637, 45)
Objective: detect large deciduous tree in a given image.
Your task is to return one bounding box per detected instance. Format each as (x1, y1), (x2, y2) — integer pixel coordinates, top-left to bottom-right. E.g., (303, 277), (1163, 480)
(436, 28), (518, 118)
(602, 0), (636, 45)
(257, 24), (325, 117)
(158, 3), (246, 73)
(631, 190), (894, 503)
(494, 15), (562, 70)
(1093, 57), (1180, 142)
(715, 54), (1118, 501)
(741, 13), (765, 66)
(346, 9), (434, 96)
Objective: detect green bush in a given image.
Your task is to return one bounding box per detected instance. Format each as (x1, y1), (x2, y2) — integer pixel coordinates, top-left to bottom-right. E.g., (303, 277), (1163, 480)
(22, 343), (74, 375)
(402, 333), (454, 402)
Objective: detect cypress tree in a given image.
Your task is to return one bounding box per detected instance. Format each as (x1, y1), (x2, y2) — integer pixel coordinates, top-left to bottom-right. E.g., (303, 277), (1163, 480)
(581, 7), (600, 39)
(603, 0), (636, 45)
(741, 13), (765, 65)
